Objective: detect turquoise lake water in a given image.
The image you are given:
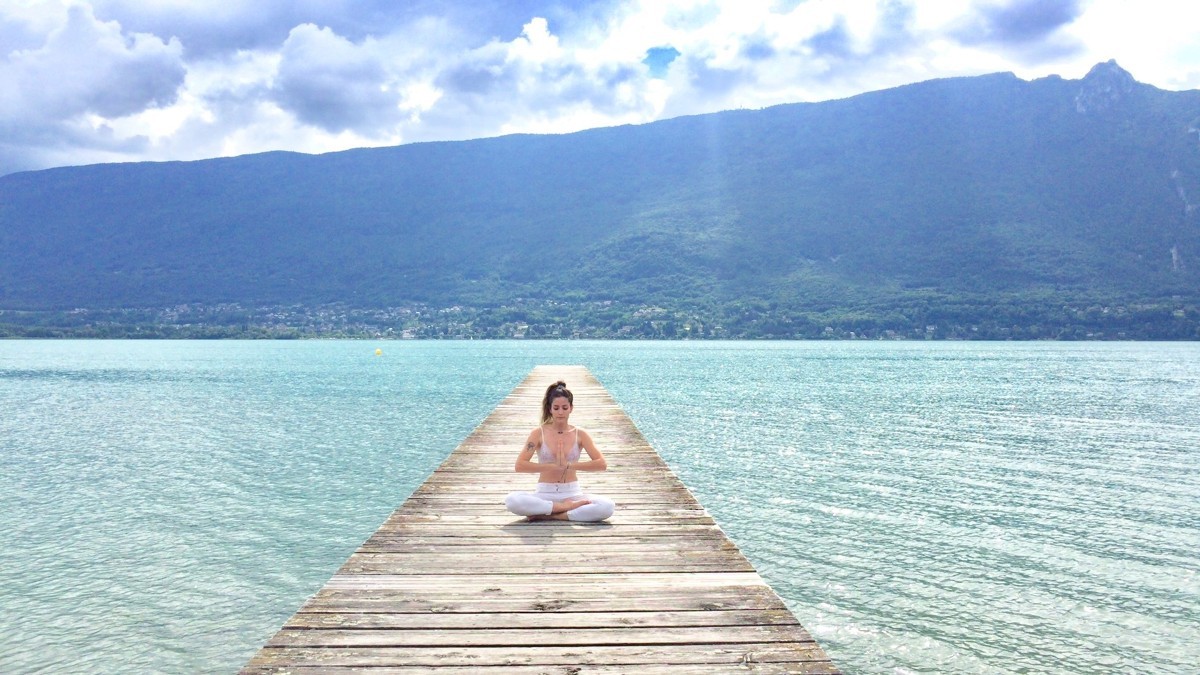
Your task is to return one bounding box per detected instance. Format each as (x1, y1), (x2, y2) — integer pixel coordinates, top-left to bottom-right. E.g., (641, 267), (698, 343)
(1, 340), (1197, 673)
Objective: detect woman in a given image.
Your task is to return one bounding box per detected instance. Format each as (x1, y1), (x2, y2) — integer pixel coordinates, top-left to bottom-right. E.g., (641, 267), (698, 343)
(504, 381), (615, 521)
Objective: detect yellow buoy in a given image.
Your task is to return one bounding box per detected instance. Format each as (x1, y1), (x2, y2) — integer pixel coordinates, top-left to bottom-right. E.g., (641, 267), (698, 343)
(375, 348), (383, 356)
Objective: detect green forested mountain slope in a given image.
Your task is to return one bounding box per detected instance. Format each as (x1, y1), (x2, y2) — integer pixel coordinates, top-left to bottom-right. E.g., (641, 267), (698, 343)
(2, 61), (1198, 338)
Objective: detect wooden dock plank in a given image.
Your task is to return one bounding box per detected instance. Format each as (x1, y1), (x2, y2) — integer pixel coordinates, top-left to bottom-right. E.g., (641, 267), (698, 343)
(244, 665), (839, 674)
(266, 625), (814, 648)
(244, 643), (839, 671)
(284, 609), (803, 630)
(242, 365), (838, 673)
(299, 593), (790, 614)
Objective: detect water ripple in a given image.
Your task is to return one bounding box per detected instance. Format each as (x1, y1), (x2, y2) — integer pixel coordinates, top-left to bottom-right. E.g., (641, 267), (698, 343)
(596, 342), (1200, 674)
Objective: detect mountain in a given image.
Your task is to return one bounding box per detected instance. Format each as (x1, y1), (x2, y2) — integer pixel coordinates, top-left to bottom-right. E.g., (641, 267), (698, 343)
(1, 60), (1198, 338)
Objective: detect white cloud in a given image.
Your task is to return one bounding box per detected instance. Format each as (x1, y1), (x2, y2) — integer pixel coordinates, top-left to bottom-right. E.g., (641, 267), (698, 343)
(271, 23), (400, 134)
(398, 81), (443, 122)
(1, 0), (1198, 176)
(511, 17), (562, 64)
(0, 4), (184, 121)
(417, 15), (664, 142)
(1063, 0), (1200, 89)
(0, 3), (188, 174)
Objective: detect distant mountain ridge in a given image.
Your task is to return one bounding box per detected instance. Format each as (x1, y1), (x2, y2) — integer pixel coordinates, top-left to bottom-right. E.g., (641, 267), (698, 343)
(2, 60), (1198, 338)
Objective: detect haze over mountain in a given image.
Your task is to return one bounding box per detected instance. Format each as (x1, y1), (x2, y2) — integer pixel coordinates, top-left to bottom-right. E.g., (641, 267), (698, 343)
(1, 60), (1198, 338)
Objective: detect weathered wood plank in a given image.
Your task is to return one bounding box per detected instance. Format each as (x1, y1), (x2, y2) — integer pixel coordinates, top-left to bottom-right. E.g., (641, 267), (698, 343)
(244, 664), (836, 674)
(284, 609), (803, 630)
(380, 513), (717, 525)
(356, 539), (740, 553)
(241, 366), (838, 673)
(267, 625), (813, 648)
(392, 496), (695, 505)
(363, 524), (726, 538)
(321, 571), (771, 588)
(246, 642), (835, 668)
(300, 591), (790, 614)
(345, 548), (750, 565)
(339, 562), (755, 575)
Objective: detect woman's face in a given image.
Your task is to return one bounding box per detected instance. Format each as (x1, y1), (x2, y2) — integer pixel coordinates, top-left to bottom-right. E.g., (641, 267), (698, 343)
(549, 395), (572, 421)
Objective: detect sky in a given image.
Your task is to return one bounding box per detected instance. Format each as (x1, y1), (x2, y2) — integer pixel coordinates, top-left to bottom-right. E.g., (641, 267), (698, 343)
(2, 0), (1198, 177)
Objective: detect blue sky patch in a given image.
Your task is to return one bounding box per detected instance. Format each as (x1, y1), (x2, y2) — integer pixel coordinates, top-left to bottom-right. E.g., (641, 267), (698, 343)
(643, 46), (681, 78)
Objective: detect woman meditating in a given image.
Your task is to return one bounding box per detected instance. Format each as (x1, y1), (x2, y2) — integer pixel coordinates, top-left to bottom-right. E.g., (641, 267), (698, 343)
(504, 381), (615, 522)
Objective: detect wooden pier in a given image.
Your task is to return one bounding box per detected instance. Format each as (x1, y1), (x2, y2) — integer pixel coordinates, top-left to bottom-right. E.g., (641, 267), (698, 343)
(242, 366), (838, 673)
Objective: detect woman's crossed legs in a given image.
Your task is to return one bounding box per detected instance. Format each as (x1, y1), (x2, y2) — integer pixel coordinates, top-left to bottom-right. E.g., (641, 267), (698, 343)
(505, 487), (614, 522)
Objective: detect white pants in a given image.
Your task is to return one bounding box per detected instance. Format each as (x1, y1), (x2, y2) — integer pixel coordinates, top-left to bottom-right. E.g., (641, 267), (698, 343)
(505, 482), (615, 522)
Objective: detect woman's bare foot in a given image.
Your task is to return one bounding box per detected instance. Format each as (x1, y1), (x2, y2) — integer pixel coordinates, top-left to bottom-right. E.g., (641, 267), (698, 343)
(552, 497), (592, 513)
(526, 497), (591, 521)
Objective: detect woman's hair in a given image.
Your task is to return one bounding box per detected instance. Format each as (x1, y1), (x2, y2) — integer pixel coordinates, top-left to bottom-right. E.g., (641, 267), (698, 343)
(540, 380), (573, 424)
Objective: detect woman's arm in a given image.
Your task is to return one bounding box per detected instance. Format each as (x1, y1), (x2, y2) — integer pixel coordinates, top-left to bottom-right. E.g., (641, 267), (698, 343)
(571, 429), (608, 472)
(514, 429), (544, 473)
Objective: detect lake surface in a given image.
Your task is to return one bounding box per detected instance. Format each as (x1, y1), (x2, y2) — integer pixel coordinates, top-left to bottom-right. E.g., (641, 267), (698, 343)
(1, 340), (1197, 673)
